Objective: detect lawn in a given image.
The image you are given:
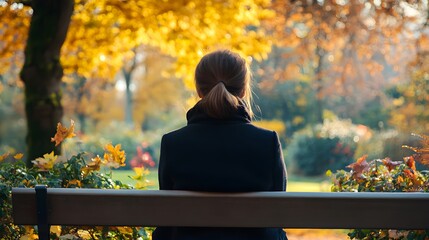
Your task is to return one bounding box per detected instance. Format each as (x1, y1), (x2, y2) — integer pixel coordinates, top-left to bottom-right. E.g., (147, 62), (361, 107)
(112, 169), (332, 192)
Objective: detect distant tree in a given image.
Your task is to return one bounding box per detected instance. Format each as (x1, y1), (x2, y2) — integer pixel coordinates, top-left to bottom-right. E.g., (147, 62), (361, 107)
(262, 0), (426, 123)
(254, 80), (316, 138)
(388, 54), (429, 133)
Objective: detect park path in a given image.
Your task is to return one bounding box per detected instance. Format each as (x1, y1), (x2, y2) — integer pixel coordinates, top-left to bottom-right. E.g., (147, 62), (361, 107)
(286, 229), (348, 239)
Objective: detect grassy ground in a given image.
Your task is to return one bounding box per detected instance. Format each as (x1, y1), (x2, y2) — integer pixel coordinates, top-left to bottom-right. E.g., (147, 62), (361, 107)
(112, 169), (332, 192)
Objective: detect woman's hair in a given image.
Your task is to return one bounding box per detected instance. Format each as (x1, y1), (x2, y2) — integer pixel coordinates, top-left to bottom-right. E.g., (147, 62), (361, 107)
(195, 50), (253, 119)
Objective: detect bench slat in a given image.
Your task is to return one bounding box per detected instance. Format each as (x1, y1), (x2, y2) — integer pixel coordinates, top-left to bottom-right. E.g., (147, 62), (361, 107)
(12, 188), (429, 229)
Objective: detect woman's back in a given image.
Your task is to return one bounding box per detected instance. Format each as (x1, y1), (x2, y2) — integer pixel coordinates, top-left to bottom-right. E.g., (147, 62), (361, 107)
(153, 103), (287, 240)
(158, 104), (286, 192)
(152, 50), (287, 240)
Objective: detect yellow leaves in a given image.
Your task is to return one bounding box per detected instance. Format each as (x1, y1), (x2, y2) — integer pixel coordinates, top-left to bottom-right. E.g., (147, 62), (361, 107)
(19, 234), (35, 240)
(50, 226), (62, 237)
(32, 151), (58, 171)
(132, 167), (151, 189)
(0, 2), (31, 75)
(77, 230), (92, 239)
(392, 97), (405, 106)
(81, 155), (102, 176)
(117, 227), (133, 234)
(102, 143), (126, 169)
(253, 119), (286, 136)
(132, 167), (149, 180)
(19, 226), (37, 240)
(51, 120), (76, 146)
(0, 0), (274, 93)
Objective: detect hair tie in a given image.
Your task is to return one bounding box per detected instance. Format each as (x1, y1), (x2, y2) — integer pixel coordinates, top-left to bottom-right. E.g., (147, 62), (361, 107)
(219, 81), (226, 86)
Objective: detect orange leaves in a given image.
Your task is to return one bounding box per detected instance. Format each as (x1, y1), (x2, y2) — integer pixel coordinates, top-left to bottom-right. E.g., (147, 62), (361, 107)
(102, 143), (126, 169)
(0, 153), (23, 162)
(51, 120), (76, 146)
(66, 179), (82, 188)
(346, 155), (369, 179)
(382, 158), (402, 171)
(403, 133), (429, 167)
(0, 153), (9, 162)
(404, 156), (416, 171)
(13, 153), (24, 160)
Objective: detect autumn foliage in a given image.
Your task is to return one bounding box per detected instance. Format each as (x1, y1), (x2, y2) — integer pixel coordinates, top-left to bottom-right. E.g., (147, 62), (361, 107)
(0, 122), (152, 238)
(331, 134), (429, 239)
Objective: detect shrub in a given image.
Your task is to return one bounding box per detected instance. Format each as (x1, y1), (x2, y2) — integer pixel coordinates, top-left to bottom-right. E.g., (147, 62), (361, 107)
(0, 121), (152, 239)
(286, 133), (353, 175)
(330, 134), (429, 239)
(286, 119), (361, 176)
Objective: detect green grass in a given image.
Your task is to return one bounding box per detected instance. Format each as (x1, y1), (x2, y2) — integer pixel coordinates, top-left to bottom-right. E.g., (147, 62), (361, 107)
(112, 169), (159, 189)
(112, 169), (332, 192)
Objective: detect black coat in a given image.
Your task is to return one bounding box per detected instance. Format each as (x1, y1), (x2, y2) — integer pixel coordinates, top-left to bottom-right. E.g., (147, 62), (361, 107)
(152, 103), (287, 240)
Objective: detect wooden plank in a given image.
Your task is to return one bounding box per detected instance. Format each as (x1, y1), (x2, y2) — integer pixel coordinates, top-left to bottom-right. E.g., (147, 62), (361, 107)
(12, 188), (429, 229)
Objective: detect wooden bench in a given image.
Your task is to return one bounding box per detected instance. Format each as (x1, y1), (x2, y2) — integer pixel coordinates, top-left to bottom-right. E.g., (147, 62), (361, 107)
(12, 186), (429, 240)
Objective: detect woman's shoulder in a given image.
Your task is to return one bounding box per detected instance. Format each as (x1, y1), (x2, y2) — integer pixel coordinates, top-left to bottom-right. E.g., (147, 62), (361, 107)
(164, 123), (277, 136)
(233, 123), (278, 139)
(161, 123), (279, 149)
(161, 125), (197, 141)
(247, 123), (277, 134)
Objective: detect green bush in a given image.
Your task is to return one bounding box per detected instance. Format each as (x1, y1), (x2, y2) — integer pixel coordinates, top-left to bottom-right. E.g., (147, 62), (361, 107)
(286, 119), (360, 176)
(330, 134), (429, 239)
(286, 133), (354, 176)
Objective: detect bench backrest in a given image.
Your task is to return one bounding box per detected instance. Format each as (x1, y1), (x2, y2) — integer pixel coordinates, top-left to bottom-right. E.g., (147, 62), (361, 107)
(12, 187), (429, 229)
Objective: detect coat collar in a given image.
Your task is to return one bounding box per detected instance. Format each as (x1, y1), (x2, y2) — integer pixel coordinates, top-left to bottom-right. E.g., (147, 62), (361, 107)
(186, 101), (251, 125)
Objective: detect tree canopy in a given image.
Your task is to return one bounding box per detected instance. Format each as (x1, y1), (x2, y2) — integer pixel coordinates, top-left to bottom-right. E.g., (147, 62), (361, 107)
(0, 0), (275, 163)
(1, 0), (428, 164)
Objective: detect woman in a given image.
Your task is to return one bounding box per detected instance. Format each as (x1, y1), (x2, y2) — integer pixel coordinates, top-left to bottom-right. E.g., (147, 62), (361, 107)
(153, 50), (287, 240)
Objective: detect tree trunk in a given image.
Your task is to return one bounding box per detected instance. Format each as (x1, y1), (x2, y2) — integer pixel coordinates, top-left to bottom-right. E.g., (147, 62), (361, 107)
(314, 45), (325, 124)
(122, 48), (139, 128)
(123, 69), (134, 127)
(20, 0), (74, 167)
(76, 75), (87, 134)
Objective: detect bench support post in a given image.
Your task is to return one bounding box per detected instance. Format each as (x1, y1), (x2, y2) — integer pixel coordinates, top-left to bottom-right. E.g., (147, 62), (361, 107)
(35, 185), (49, 240)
